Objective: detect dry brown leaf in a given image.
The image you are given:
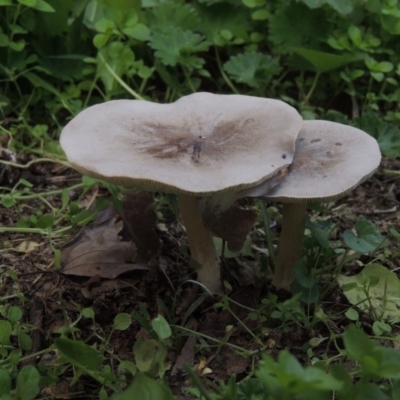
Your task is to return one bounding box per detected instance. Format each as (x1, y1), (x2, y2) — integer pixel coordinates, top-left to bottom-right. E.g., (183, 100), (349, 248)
(120, 193), (162, 264)
(61, 217), (150, 279)
(203, 205), (258, 252)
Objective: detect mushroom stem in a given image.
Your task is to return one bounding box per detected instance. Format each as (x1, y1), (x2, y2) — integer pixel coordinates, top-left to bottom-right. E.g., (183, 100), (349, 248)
(272, 203), (307, 290)
(178, 194), (222, 294)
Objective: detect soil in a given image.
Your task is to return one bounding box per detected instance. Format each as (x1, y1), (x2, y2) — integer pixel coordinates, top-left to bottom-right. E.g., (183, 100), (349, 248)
(0, 154), (399, 399)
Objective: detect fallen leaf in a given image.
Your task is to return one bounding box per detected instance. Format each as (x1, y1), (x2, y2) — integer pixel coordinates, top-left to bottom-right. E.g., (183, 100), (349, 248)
(338, 263), (400, 322)
(203, 205), (258, 252)
(16, 241), (41, 253)
(120, 193), (162, 264)
(171, 318), (198, 375)
(61, 217), (151, 279)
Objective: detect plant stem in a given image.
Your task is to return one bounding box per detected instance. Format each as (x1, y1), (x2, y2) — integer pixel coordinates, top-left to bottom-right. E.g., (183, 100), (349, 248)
(98, 53), (145, 100)
(272, 203), (307, 290)
(178, 194), (221, 294)
(303, 72), (320, 106)
(258, 200), (276, 269)
(215, 48), (239, 94)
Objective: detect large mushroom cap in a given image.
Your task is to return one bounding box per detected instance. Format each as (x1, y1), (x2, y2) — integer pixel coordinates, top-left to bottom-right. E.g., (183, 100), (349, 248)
(240, 120), (381, 202)
(60, 92), (302, 195)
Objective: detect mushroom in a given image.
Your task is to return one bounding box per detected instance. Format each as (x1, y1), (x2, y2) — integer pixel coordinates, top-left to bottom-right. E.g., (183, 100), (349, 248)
(239, 120), (382, 290)
(60, 92), (303, 293)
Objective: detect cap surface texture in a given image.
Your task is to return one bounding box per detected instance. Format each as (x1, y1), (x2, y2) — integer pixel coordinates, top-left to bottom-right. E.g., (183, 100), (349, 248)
(60, 93), (302, 195)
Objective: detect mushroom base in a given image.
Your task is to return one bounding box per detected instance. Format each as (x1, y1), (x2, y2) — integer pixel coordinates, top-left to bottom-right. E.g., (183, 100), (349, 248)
(178, 194), (222, 294)
(272, 203), (307, 290)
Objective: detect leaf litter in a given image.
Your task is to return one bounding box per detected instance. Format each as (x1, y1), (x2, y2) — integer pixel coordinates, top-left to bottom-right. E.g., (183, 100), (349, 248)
(61, 193), (161, 279)
(1, 156), (400, 399)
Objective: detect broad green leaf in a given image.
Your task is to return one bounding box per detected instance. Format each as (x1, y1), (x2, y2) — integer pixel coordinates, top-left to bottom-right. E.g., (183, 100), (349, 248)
(18, 332), (33, 351)
(0, 320), (12, 345)
(133, 338), (158, 372)
(269, 3), (329, 50)
(149, 27), (209, 69)
(1, 195), (16, 208)
(345, 308), (359, 321)
(148, 2), (200, 34)
(301, 0), (355, 15)
(8, 306), (23, 324)
(0, 369), (11, 395)
(0, 0), (13, 5)
(196, 3), (250, 44)
(111, 372), (175, 400)
(32, 0), (55, 12)
(343, 219), (383, 253)
(9, 40), (25, 52)
(151, 315), (171, 340)
(82, 308), (95, 319)
(292, 48), (362, 73)
(118, 360), (137, 376)
(35, 215), (54, 229)
(338, 264), (400, 322)
(0, 33), (9, 46)
(343, 326), (375, 360)
(122, 23), (150, 41)
(113, 313), (132, 331)
(353, 112), (400, 158)
(16, 366), (40, 400)
(224, 51), (281, 87)
(55, 337), (104, 371)
(18, 0), (37, 7)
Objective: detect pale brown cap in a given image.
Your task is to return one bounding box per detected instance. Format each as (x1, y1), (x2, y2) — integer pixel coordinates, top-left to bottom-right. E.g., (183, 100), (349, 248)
(60, 92), (302, 196)
(240, 120), (381, 202)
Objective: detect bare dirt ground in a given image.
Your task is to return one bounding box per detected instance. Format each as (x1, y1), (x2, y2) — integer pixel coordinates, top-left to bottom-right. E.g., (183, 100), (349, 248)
(0, 155), (399, 398)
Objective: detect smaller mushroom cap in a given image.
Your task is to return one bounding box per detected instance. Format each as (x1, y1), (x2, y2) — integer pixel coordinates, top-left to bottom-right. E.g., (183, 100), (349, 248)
(240, 120), (381, 202)
(60, 93), (302, 196)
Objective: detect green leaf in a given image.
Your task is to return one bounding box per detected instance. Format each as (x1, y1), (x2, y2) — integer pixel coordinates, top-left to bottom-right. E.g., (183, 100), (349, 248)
(300, 0), (355, 15)
(0, 369), (11, 395)
(338, 264), (400, 322)
(18, 332), (33, 351)
(224, 51), (281, 87)
(196, 3), (250, 44)
(149, 27), (209, 69)
(269, 3), (329, 50)
(353, 112), (400, 158)
(1, 195), (16, 208)
(292, 48), (362, 73)
(0, 320), (12, 345)
(35, 215), (54, 229)
(133, 338), (159, 372)
(111, 372), (175, 400)
(122, 23), (150, 41)
(343, 326), (375, 360)
(151, 315), (172, 340)
(148, 2), (200, 34)
(55, 337), (104, 371)
(18, 0), (37, 6)
(82, 308), (95, 319)
(0, 33), (9, 46)
(113, 313), (132, 331)
(93, 33), (110, 49)
(32, 0), (55, 12)
(8, 306), (23, 324)
(16, 366), (40, 400)
(118, 360), (137, 376)
(0, 0), (13, 5)
(345, 308), (359, 321)
(343, 219), (383, 253)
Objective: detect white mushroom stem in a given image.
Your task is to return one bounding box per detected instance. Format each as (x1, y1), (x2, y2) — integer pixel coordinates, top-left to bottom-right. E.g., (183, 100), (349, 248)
(178, 194), (221, 294)
(272, 203), (307, 290)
